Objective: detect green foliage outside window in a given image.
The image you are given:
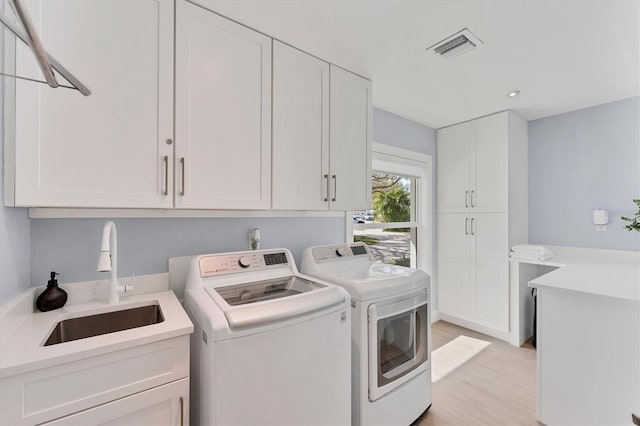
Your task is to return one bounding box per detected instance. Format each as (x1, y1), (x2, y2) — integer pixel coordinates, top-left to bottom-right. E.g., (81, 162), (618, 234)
(373, 185), (411, 223)
(621, 199), (640, 232)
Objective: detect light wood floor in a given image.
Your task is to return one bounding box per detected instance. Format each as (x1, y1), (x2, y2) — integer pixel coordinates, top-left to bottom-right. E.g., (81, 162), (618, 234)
(412, 321), (537, 426)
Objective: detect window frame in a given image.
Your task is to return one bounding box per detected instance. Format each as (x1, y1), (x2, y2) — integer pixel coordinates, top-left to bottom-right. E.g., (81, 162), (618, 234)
(346, 143), (433, 276)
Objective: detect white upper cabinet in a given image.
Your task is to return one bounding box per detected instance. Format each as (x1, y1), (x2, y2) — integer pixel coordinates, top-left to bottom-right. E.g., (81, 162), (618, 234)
(272, 42), (371, 211)
(6, 0), (174, 208)
(437, 123), (471, 212)
(474, 113), (509, 212)
(5, 0), (368, 212)
(175, 0), (271, 210)
(437, 112), (509, 213)
(272, 41), (329, 210)
(329, 65), (372, 211)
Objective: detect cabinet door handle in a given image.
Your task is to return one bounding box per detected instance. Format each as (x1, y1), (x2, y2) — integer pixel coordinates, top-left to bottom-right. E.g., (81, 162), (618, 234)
(162, 155), (169, 196)
(179, 396), (184, 426)
(471, 218), (475, 235)
(465, 218), (469, 235)
(323, 174), (329, 202)
(179, 157), (185, 196)
(470, 190), (475, 208)
(465, 190), (469, 208)
(332, 175), (337, 202)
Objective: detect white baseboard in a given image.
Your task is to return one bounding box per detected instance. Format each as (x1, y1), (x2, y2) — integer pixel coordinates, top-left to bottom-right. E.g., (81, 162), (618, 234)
(430, 310), (440, 323)
(438, 313), (510, 342)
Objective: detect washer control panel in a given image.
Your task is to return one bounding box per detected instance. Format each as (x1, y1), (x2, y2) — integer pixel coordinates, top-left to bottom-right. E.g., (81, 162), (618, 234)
(200, 250), (289, 277)
(311, 243), (371, 263)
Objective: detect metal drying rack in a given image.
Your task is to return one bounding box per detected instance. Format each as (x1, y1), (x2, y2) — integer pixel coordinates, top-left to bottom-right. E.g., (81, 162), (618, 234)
(0, 0), (90, 96)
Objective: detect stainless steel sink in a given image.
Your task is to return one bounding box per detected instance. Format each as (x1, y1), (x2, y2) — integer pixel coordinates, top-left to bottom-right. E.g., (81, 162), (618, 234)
(44, 304), (164, 346)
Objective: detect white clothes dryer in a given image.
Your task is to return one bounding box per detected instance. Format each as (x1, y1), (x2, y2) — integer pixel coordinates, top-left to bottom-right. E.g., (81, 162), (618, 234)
(185, 248), (351, 426)
(301, 243), (432, 426)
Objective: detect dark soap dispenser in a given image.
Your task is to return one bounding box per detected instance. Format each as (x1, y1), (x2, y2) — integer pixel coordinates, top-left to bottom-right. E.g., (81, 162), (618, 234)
(36, 272), (68, 312)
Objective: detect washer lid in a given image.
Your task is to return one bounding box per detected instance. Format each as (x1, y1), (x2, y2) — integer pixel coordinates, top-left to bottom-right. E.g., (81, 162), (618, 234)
(214, 276), (323, 306)
(306, 263), (429, 301)
(205, 276), (346, 329)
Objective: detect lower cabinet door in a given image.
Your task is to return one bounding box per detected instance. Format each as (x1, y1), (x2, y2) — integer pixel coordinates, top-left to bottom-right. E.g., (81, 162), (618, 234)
(472, 213), (509, 331)
(41, 379), (188, 426)
(437, 213), (472, 319)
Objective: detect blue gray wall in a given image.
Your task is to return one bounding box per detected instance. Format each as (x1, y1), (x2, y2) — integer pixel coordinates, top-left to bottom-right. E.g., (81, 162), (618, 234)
(373, 108), (436, 156)
(373, 107), (438, 284)
(528, 97), (640, 251)
(0, 56), (31, 303)
(29, 108), (437, 285)
(1, 105), (436, 305)
(11, 96), (639, 303)
(25, 110), (435, 285)
(30, 217), (345, 284)
(0, 197), (30, 302)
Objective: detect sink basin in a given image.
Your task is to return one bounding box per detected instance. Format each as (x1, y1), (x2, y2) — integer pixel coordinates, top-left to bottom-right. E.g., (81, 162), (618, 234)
(44, 304), (164, 346)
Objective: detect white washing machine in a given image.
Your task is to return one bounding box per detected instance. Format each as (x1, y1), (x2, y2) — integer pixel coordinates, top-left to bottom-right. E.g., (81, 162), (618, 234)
(301, 243), (432, 426)
(184, 248), (351, 426)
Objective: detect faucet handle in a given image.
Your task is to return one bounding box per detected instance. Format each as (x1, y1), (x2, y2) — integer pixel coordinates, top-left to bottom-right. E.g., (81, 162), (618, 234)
(117, 284), (135, 297)
(117, 274), (135, 298)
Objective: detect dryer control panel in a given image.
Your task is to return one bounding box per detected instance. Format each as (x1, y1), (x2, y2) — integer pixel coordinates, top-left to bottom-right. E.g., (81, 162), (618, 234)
(311, 243), (372, 263)
(200, 250), (290, 277)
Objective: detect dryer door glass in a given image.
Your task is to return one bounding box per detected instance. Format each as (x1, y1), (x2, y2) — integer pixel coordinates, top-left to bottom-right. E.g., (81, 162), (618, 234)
(377, 303), (427, 385)
(367, 289), (429, 401)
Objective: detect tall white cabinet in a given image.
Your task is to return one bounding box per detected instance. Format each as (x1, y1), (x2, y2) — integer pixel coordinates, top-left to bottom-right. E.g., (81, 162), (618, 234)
(272, 42), (371, 211)
(5, 0), (175, 208)
(437, 111), (527, 339)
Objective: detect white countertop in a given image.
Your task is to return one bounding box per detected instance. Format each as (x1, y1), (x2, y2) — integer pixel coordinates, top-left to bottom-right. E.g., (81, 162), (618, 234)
(0, 274), (193, 379)
(514, 246), (640, 303)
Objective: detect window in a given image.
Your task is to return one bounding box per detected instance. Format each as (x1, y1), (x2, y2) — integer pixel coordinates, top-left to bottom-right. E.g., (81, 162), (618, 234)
(347, 143), (432, 274)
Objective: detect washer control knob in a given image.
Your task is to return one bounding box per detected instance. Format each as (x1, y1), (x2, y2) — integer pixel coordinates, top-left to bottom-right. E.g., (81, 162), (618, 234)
(336, 247), (348, 257)
(238, 256), (251, 268)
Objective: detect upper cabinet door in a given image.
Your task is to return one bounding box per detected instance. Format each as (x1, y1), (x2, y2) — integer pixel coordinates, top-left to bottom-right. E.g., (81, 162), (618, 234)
(437, 122), (471, 213)
(329, 66), (372, 211)
(272, 41), (329, 210)
(175, 0), (271, 210)
(473, 112), (509, 213)
(11, 0), (174, 208)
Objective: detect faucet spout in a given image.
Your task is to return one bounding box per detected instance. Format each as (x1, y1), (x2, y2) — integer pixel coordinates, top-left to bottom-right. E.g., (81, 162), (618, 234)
(97, 221), (119, 304)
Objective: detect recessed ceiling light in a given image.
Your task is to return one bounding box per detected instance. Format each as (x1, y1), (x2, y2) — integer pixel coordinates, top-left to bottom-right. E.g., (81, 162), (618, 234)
(508, 90), (520, 98)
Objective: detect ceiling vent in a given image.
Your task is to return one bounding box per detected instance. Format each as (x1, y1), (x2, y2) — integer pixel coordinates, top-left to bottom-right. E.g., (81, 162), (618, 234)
(427, 28), (484, 59)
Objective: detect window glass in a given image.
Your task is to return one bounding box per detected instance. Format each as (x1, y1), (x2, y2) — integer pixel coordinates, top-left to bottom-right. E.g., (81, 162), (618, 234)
(353, 173), (417, 267)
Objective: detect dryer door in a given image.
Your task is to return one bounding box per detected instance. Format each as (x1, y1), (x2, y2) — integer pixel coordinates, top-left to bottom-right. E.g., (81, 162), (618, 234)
(367, 289), (429, 401)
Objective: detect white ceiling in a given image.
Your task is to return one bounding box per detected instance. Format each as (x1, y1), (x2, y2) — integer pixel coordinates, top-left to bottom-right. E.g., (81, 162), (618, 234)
(193, 0), (640, 128)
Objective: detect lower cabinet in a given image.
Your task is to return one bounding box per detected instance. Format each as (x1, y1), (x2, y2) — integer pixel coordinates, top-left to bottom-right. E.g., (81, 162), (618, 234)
(536, 288), (640, 425)
(42, 379), (188, 426)
(438, 213), (509, 334)
(0, 336), (189, 425)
